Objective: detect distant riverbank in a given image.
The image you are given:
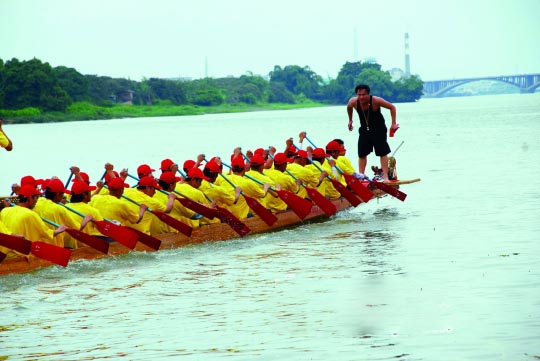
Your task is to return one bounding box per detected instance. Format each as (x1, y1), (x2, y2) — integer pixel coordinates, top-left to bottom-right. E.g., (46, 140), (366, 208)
(0, 101), (327, 124)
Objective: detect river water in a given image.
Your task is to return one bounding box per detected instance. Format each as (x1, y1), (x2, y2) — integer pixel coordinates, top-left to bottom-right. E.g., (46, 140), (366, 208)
(1, 94), (539, 360)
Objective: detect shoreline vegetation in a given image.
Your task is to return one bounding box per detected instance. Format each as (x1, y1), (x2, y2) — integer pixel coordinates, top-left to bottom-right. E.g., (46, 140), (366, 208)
(1, 56), (424, 125)
(0, 101), (326, 124)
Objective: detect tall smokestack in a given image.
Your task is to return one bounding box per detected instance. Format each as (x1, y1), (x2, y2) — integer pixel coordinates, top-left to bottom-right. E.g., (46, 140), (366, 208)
(404, 32), (411, 78)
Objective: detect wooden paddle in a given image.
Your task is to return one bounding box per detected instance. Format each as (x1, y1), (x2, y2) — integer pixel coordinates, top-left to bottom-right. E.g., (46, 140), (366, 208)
(308, 160), (362, 207)
(121, 194), (193, 237)
(0, 231), (71, 267)
(0, 251), (6, 263)
(224, 162), (313, 220)
(41, 216), (110, 254)
(217, 172), (278, 226)
(123, 225), (162, 250)
(0, 232), (32, 254)
(60, 203), (139, 251)
(303, 135), (375, 202)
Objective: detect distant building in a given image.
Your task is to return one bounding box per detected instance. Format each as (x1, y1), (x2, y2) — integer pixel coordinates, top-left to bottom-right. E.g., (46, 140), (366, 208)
(389, 68), (405, 81)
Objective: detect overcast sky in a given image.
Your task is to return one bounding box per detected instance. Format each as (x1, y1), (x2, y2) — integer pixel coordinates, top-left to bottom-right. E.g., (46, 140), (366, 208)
(1, 0), (539, 82)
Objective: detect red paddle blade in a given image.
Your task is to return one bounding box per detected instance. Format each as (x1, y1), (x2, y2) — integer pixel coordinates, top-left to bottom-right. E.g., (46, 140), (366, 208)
(0, 251), (6, 263)
(243, 194), (278, 226)
(126, 227), (162, 250)
(0, 233), (32, 255)
(275, 189), (313, 220)
(95, 220), (138, 250)
(151, 210), (193, 237)
(176, 197), (217, 219)
(65, 228), (109, 254)
(330, 178), (362, 207)
(215, 206), (251, 237)
(305, 187), (337, 216)
(31, 242), (71, 267)
(343, 174), (374, 203)
(371, 181), (407, 201)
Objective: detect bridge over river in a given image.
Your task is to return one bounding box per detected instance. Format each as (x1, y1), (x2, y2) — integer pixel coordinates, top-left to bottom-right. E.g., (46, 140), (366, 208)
(422, 73), (540, 97)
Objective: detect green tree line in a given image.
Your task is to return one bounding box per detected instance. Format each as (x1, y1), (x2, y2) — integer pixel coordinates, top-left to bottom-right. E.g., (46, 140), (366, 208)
(0, 57), (423, 118)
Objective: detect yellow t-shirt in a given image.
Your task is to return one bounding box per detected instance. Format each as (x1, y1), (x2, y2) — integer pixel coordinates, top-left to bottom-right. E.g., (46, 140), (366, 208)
(89, 194), (140, 226)
(154, 190), (197, 232)
(122, 188), (166, 235)
(65, 202), (105, 238)
(0, 131), (9, 149)
(175, 183), (219, 225)
(0, 206), (55, 245)
(217, 174), (252, 219)
(336, 156), (356, 185)
(246, 170), (287, 212)
(33, 198), (80, 248)
(0, 220), (21, 259)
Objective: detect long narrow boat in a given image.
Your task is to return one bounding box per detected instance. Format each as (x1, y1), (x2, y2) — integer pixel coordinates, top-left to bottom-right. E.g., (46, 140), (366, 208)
(0, 178), (420, 276)
(0, 197), (353, 276)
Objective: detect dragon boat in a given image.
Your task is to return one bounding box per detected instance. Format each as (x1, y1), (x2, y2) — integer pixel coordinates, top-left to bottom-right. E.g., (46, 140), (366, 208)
(0, 178), (420, 276)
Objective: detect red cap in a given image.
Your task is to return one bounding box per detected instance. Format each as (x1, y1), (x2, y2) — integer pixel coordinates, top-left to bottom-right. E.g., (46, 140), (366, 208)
(139, 176), (161, 189)
(183, 159), (196, 170)
(187, 167), (210, 181)
(312, 148), (329, 158)
(159, 172), (181, 184)
(204, 160), (221, 173)
(295, 150), (309, 159)
(45, 179), (66, 193)
(254, 148), (264, 156)
(326, 140), (341, 151)
(108, 177), (128, 190)
(160, 158), (175, 171)
(19, 184), (42, 198)
(104, 171), (120, 183)
(72, 172), (91, 183)
(71, 180), (90, 194)
(287, 145), (298, 155)
(137, 164), (155, 176)
(249, 154), (266, 166)
(21, 175), (44, 187)
(273, 152), (291, 165)
(231, 156), (245, 169)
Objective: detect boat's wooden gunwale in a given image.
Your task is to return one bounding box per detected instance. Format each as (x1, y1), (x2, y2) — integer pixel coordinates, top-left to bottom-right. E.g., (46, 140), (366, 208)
(0, 197), (352, 276)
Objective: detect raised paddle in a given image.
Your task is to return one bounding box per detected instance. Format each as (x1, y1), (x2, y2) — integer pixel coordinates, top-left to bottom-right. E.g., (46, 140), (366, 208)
(60, 203), (138, 251)
(223, 162), (313, 220)
(303, 135), (375, 203)
(267, 151), (337, 217)
(0, 232), (71, 267)
(217, 172), (278, 227)
(40, 216), (110, 254)
(120, 194), (193, 237)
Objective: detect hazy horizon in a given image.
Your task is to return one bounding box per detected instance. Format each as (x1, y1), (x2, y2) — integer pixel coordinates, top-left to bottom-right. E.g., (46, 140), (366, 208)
(1, 0), (539, 82)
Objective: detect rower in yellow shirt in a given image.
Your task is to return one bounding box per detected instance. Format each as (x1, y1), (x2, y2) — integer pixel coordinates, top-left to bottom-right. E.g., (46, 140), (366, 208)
(90, 177), (146, 227)
(123, 176), (175, 235)
(246, 154), (287, 213)
(0, 118), (13, 151)
(0, 185), (67, 248)
(33, 178), (80, 248)
(176, 168), (220, 225)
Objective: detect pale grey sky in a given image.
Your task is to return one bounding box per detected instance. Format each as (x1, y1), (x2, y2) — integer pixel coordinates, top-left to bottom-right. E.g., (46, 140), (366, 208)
(1, 0), (539, 81)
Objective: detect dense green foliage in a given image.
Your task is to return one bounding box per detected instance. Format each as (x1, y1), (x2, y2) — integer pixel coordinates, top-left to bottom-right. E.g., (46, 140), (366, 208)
(0, 57), (424, 122)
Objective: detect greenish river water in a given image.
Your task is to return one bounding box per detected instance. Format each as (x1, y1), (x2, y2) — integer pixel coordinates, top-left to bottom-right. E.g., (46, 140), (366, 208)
(1, 93), (539, 360)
